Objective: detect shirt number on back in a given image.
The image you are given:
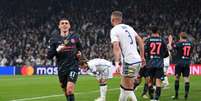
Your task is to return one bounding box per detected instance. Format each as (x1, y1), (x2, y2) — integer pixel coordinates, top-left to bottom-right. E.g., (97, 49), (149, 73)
(150, 42), (161, 55)
(183, 46), (191, 56)
(125, 30), (133, 44)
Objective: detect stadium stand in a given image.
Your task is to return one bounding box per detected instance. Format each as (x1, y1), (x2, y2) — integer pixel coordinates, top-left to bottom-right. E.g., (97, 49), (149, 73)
(0, 0), (200, 66)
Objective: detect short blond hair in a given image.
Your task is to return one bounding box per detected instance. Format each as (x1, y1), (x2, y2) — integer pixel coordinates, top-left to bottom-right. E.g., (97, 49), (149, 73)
(111, 11), (123, 20)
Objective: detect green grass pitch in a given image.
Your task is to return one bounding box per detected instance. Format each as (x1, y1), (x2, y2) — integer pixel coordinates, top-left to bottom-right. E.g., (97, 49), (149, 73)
(0, 75), (201, 101)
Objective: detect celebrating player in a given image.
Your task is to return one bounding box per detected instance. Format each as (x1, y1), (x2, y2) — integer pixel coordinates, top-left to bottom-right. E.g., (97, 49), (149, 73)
(171, 32), (193, 100)
(80, 58), (116, 101)
(47, 18), (82, 101)
(110, 11), (145, 101)
(145, 26), (169, 101)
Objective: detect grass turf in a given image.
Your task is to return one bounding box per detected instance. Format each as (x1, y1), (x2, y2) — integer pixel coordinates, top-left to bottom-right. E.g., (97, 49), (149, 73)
(0, 75), (201, 101)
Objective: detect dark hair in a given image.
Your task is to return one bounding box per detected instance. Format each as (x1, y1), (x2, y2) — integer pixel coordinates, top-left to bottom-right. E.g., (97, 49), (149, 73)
(79, 59), (88, 66)
(151, 25), (158, 33)
(57, 17), (69, 25)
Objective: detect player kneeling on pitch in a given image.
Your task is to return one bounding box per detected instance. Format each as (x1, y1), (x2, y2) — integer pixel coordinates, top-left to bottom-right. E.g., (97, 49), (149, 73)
(79, 58), (116, 101)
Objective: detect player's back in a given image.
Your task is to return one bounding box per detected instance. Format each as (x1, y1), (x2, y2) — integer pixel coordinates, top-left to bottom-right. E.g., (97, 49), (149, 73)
(87, 58), (112, 71)
(174, 40), (193, 64)
(110, 24), (141, 64)
(145, 36), (168, 68)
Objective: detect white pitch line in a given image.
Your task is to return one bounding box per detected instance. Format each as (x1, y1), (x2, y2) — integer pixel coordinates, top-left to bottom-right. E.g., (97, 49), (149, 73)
(10, 88), (119, 101)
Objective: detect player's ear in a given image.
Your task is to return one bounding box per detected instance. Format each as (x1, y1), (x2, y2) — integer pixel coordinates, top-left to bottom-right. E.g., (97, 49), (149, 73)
(58, 23), (61, 29)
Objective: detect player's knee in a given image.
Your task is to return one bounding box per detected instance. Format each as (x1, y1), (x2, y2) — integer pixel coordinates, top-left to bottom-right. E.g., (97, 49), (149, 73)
(121, 77), (134, 89)
(156, 79), (161, 87)
(66, 82), (75, 95)
(66, 86), (74, 95)
(99, 79), (107, 84)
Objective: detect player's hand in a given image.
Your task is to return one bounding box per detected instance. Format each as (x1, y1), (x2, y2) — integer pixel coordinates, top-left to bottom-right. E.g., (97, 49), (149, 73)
(167, 43), (172, 50)
(115, 62), (121, 73)
(141, 58), (146, 67)
(56, 44), (65, 52)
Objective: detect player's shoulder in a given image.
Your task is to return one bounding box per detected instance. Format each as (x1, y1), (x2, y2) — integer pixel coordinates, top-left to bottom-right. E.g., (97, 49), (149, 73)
(187, 40), (193, 45)
(144, 37), (150, 43)
(88, 58), (100, 63)
(111, 24), (131, 31)
(49, 33), (60, 42)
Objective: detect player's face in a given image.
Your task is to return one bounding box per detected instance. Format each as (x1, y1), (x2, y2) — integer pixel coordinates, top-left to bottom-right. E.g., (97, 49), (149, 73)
(59, 20), (71, 33)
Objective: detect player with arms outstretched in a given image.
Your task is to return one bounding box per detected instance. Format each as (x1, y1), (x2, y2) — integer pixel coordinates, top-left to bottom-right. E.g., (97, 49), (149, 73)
(145, 26), (169, 101)
(80, 58), (116, 101)
(110, 11), (145, 101)
(47, 18), (82, 101)
(171, 32), (193, 100)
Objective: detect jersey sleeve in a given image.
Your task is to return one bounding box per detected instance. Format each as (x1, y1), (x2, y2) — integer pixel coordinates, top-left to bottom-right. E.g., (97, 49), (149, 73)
(47, 37), (57, 59)
(131, 28), (139, 37)
(110, 28), (119, 43)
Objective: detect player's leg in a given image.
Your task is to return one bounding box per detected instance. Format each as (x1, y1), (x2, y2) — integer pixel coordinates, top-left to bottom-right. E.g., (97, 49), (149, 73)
(183, 64), (190, 100)
(154, 68), (164, 101)
(142, 77), (149, 99)
(58, 73), (71, 101)
(172, 64), (181, 100)
(66, 81), (75, 101)
(95, 79), (107, 101)
(162, 66), (169, 89)
(119, 63), (139, 101)
(147, 68), (154, 100)
(65, 69), (79, 101)
(133, 75), (141, 91)
(95, 68), (110, 101)
(120, 77), (137, 101)
(141, 67), (149, 98)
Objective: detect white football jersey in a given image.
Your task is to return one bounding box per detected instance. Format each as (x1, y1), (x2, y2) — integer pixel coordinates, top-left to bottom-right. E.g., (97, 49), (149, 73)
(87, 58), (115, 72)
(110, 24), (141, 64)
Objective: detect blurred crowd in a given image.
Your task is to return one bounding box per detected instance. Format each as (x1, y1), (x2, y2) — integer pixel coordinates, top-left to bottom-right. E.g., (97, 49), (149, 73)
(0, 0), (200, 66)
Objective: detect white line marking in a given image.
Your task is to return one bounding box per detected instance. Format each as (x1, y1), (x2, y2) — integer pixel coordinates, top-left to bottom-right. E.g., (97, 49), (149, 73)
(0, 76), (57, 81)
(10, 88), (119, 101)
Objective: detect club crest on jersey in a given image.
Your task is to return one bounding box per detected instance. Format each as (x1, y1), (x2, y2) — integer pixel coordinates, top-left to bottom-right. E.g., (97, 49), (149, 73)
(64, 39), (69, 45)
(71, 39), (75, 43)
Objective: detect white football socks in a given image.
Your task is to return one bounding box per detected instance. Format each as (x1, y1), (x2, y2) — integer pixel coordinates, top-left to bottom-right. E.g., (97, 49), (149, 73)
(100, 85), (107, 99)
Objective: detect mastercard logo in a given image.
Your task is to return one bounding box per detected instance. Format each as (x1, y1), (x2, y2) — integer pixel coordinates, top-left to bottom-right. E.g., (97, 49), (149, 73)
(21, 65), (34, 76)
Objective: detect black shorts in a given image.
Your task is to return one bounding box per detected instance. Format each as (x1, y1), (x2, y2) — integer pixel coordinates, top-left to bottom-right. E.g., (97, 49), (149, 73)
(175, 63), (190, 77)
(148, 67), (164, 79)
(139, 66), (149, 78)
(58, 65), (79, 89)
